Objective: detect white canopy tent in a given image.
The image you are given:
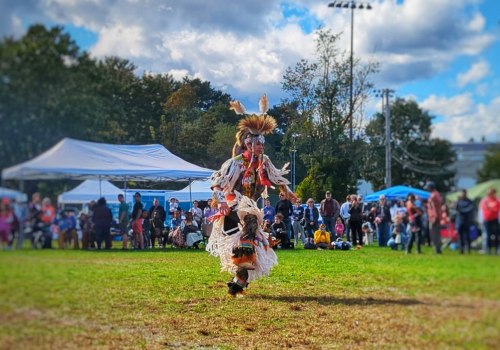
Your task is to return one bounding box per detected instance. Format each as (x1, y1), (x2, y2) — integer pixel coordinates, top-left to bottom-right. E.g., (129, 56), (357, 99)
(0, 187), (28, 202)
(2, 138), (214, 182)
(57, 180), (123, 205)
(169, 179), (212, 202)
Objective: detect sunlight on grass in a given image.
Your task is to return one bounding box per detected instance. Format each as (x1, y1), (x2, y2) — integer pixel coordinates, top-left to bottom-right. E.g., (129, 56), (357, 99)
(0, 246), (499, 349)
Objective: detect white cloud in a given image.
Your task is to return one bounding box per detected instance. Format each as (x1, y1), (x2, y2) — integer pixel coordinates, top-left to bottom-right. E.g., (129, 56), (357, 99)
(456, 60), (490, 87)
(422, 94), (500, 142)
(1, 0), (498, 140)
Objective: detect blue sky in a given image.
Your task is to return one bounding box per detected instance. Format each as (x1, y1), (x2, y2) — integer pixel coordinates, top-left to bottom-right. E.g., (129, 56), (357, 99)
(1, 0), (499, 143)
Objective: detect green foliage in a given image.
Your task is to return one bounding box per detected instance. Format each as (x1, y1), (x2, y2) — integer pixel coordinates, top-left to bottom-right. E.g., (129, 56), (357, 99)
(281, 28), (377, 197)
(477, 145), (500, 182)
(364, 98), (456, 192)
(0, 25), (238, 194)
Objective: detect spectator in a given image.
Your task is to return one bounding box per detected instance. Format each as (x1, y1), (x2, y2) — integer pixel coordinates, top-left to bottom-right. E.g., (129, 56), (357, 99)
(426, 182), (443, 254)
(272, 213), (289, 248)
(93, 197), (113, 250)
(262, 198), (275, 223)
(182, 212), (203, 248)
(78, 211), (91, 250)
(362, 221), (374, 245)
(334, 217), (345, 240)
(189, 200), (203, 228)
(406, 193), (423, 254)
(275, 192), (293, 240)
(349, 196), (364, 248)
(142, 211), (152, 249)
(81, 201), (96, 250)
(131, 192), (144, 250)
(59, 209), (78, 249)
(291, 197), (306, 246)
(389, 215), (407, 250)
(455, 189), (475, 254)
(149, 198), (166, 248)
(40, 198), (56, 249)
(375, 195), (392, 247)
(117, 194), (129, 250)
(303, 198), (319, 238)
(12, 199), (29, 249)
(479, 188), (500, 255)
(169, 197), (179, 217)
(340, 195), (352, 241)
(313, 223), (331, 250)
(203, 199), (217, 220)
(0, 199), (14, 250)
(319, 191), (340, 237)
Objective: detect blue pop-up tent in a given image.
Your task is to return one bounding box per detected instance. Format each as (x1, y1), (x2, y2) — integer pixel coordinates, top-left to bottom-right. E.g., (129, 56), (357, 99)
(364, 185), (430, 202)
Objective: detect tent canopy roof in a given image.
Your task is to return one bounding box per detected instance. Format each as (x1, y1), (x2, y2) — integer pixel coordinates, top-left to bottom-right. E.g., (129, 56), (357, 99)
(2, 138), (214, 181)
(169, 179), (212, 202)
(446, 179), (500, 203)
(58, 180), (124, 204)
(364, 185), (430, 202)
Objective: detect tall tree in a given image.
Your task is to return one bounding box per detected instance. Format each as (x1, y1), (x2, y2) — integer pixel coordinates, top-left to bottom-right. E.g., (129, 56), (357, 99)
(281, 28), (377, 200)
(477, 145), (500, 182)
(364, 98), (456, 192)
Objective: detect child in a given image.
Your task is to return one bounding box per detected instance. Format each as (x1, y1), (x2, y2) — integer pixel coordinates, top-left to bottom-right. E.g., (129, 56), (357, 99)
(334, 217), (345, 239)
(388, 215), (406, 250)
(362, 221), (374, 245)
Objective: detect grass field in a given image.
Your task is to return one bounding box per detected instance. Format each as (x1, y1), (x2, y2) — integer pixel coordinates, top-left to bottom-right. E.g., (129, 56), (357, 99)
(0, 245), (499, 350)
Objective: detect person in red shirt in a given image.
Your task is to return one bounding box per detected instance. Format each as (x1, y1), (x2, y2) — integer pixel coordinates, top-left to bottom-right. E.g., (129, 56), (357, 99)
(480, 188), (500, 255)
(425, 182), (443, 254)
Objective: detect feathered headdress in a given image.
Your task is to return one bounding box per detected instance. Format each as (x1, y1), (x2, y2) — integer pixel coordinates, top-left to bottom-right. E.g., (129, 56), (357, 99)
(231, 95), (277, 157)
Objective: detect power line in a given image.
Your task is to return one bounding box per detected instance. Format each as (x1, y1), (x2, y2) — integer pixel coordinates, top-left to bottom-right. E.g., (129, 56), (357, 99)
(392, 154), (453, 176)
(393, 142), (451, 166)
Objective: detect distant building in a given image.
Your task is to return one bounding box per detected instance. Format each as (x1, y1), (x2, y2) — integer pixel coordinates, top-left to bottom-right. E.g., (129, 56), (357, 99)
(451, 142), (497, 189)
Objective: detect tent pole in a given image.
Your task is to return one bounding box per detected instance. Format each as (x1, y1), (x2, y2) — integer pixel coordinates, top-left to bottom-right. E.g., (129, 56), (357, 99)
(189, 178), (192, 205)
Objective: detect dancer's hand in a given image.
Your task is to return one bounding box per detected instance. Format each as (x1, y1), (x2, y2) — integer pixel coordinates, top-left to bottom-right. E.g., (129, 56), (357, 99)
(219, 202), (230, 216)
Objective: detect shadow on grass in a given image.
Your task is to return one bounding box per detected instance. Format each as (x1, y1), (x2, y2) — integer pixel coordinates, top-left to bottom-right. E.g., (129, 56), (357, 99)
(250, 294), (424, 306)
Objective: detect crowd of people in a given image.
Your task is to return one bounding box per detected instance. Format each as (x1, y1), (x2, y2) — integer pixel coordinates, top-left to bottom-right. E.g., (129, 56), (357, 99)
(0, 185), (499, 255)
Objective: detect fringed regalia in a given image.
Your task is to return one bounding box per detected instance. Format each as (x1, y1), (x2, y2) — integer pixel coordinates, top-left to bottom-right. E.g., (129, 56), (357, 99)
(206, 95), (294, 297)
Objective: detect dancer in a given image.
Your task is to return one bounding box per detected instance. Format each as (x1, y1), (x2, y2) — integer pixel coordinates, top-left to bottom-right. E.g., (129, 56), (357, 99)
(206, 95), (296, 297)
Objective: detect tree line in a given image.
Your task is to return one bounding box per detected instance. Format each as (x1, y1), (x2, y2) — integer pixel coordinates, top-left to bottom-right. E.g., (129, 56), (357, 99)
(0, 25), (459, 199)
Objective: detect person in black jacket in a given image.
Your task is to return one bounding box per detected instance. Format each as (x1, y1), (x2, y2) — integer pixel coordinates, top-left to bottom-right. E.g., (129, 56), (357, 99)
(455, 189), (475, 254)
(149, 198), (166, 248)
(275, 192), (293, 241)
(93, 197), (113, 250)
(349, 196), (364, 247)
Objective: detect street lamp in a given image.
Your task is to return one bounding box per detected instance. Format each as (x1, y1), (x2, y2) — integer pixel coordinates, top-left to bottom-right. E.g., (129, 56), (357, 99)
(328, 1), (372, 141)
(291, 133), (299, 192)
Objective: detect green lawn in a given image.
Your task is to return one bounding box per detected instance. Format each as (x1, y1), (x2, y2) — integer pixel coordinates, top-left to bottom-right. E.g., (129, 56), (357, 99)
(0, 245), (499, 349)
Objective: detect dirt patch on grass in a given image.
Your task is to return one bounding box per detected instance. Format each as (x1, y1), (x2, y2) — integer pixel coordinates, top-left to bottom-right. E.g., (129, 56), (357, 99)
(4, 293), (495, 350)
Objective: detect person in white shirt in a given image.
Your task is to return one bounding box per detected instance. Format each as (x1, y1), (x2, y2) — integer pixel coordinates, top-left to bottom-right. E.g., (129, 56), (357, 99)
(340, 195), (352, 241)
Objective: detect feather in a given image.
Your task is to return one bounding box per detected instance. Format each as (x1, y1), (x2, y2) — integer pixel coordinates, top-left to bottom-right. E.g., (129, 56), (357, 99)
(237, 114), (276, 136)
(258, 94), (269, 115)
(229, 100), (246, 115)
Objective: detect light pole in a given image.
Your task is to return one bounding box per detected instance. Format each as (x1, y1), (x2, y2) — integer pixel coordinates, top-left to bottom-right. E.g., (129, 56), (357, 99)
(291, 133), (299, 192)
(375, 88), (395, 187)
(328, 1), (372, 141)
